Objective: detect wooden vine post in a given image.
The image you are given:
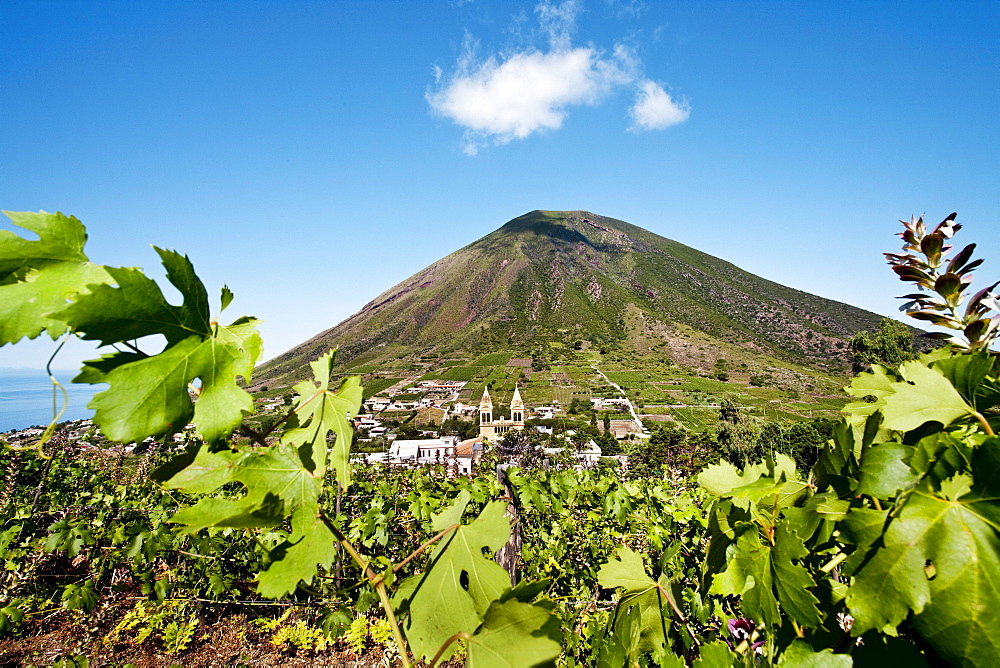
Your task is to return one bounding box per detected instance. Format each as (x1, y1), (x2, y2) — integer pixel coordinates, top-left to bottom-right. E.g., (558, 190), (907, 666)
(494, 464), (521, 586)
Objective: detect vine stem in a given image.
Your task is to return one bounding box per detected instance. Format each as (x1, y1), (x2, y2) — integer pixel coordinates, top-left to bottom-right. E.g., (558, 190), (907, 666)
(120, 339), (147, 356)
(820, 552), (848, 574)
(429, 631), (472, 667)
(973, 411), (995, 436)
(652, 582), (701, 647)
(323, 515), (412, 668)
(391, 523), (459, 576)
(11, 336), (73, 460)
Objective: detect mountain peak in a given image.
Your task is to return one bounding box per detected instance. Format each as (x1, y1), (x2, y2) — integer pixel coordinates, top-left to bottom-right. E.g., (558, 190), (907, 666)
(257, 210), (883, 386)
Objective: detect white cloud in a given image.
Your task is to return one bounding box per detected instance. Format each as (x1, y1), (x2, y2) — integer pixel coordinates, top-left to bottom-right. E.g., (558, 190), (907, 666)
(606, 0), (646, 19)
(628, 80), (689, 131)
(428, 0), (688, 154)
(536, 0), (580, 51)
(428, 46), (633, 155)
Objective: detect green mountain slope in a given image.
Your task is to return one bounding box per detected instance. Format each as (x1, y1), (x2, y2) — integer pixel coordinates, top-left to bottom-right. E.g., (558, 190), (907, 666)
(256, 210), (886, 386)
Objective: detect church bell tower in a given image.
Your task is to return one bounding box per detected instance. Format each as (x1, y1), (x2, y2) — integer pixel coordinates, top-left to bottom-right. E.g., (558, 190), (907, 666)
(479, 386), (493, 424)
(510, 384), (524, 423)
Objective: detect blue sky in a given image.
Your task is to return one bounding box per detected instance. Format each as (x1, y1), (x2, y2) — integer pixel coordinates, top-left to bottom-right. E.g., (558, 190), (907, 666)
(2, 0), (998, 370)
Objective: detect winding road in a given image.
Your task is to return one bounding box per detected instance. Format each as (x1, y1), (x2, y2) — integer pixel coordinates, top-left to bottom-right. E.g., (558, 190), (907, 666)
(591, 365), (647, 433)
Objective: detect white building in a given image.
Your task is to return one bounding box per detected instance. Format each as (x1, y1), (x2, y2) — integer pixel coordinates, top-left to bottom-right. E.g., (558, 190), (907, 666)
(366, 436), (482, 475)
(416, 381), (468, 391)
(355, 417), (381, 430)
(593, 397), (631, 410)
(366, 398), (391, 412)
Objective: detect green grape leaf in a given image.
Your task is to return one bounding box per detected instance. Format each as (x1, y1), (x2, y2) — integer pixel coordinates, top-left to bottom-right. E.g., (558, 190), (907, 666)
(88, 335), (198, 440)
(595, 603), (640, 668)
(597, 546), (670, 656)
(395, 498), (512, 661)
(880, 361), (974, 432)
(87, 320), (260, 443)
(651, 648), (686, 668)
(0, 605), (24, 636)
(220, 284), (234, 311)
(771, 522), (823, 627)
(0, 210), (89, 277)
(855, 443), (918, 499)
(847, 445), (1000, 665)
(159, 350), (358, 597)
(0, 211), (112, 344)
(157, 246), (209, 327)
(700, 456), (806, 521)
(57, 250), (210, 347)
(432, 488), (473, 531)
(931, 351), (994, 408)
(499, 578), (552, 604)
(698, 460), (761, 496)
(465, 599), (561, 668)
(597, 545), (657, 592)
(193, 319), (263, 443)
(165, 446), (312, 529)
(844, 364), (896, 430)
(73, 351), (146, 384)
(60, 580), (98, 612)
(778, 640), (852, 666)
(782, 492), (849, 544)
(256, 513), (340, 599)
(163, 442), (329, 597)
(710, 521), (821, 628)
(692, 642), (738, 668)
(937, 472), (973, 501)
(46, 240), (262, 443)
(0, 261), (111, 344)
(840, 508), (889, 551)
(282, 351), (362, 488)
(840, 507), (889, 574)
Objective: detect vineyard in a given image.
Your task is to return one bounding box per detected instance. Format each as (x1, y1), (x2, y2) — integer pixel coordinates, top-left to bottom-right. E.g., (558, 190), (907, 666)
(1, 209), (999, 666)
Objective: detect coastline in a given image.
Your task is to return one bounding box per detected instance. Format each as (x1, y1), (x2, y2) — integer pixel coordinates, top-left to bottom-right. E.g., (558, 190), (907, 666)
(0, 370), (105, 433)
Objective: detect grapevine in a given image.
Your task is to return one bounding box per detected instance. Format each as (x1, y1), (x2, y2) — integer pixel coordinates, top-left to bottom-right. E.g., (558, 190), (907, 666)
(1, 209), (999, 666)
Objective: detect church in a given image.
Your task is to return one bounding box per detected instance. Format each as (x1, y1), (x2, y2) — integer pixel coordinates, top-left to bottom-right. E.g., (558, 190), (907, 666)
(478, 385), (525, 439)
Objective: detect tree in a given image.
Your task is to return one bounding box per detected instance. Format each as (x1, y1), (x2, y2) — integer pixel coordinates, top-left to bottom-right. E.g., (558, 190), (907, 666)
(716, 397), (761, 466)
(684, 431), (720, 472)
(595, 430), (620, 455)
(625, 424), (683, 479)
(394, 423), (421, 440)
(496, 430), (547, 469)
(440, 417), (477, 440)
(849, 317), (916, 373)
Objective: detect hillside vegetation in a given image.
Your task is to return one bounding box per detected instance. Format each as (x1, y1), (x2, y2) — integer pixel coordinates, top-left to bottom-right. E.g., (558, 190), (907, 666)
(256, 211), (895, 388)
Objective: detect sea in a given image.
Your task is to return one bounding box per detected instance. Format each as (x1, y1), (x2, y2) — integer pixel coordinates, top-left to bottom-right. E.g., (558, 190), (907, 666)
(0, 369), (106, 433)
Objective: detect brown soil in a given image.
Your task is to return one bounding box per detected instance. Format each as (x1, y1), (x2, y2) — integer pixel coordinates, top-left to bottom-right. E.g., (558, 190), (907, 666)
(0, 602), (404, 668)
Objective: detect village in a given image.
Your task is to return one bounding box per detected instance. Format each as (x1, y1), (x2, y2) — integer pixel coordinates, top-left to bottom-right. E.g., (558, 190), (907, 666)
(316, 380), (639, 474)
(2, 378), (642, 476)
